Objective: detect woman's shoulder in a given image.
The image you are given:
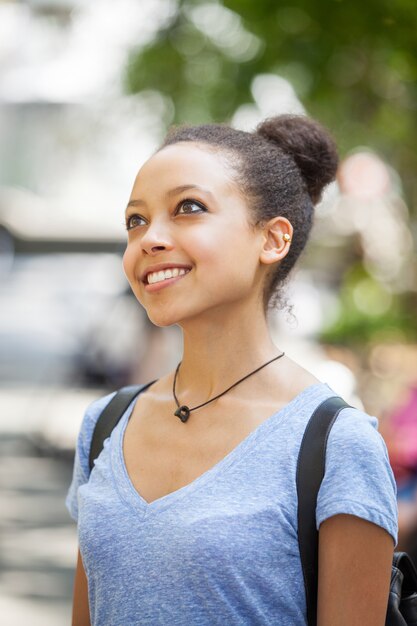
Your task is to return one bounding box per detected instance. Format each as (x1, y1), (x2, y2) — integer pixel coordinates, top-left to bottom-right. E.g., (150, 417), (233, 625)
(81, 390), (119, 432)
(328, 401), (381, 446)
(274, 357), (379, 437)
(279, 374), (383, 454)
(79, 378), (171, 447)
(74, 391), (119, 464)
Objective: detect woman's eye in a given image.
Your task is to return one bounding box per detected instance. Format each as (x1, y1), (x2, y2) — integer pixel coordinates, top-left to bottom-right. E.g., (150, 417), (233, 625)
(176, 199), (207, 215)
(126, 214), (146, 230)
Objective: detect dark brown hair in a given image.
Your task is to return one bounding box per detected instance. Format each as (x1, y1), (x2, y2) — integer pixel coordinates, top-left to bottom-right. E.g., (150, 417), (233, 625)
(161, 114), (338, 309)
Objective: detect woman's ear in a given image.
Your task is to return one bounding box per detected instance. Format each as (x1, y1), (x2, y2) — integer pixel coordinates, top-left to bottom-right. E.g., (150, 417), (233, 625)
(259, 216), (293, 266)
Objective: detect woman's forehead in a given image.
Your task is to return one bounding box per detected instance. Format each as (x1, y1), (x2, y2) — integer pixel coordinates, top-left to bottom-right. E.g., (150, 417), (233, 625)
(134, 142), (238, 195)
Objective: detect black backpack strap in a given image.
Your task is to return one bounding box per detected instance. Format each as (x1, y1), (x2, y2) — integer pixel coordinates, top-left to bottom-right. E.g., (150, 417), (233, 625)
(296, 396), (350, 626)
(88, 381), (157, 473)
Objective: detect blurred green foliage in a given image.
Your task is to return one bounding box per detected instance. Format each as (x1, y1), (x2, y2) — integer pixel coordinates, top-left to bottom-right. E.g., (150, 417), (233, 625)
(319, 264), (417, 345)
(125, 0), (417, 209)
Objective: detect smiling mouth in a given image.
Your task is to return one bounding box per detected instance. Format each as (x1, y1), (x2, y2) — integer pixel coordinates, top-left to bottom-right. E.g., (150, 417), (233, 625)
(145, 267), (191, 285)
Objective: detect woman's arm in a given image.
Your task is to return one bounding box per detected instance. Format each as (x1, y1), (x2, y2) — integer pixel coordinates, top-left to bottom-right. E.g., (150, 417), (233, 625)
(72, 548), (91, 626)
(317, 513), (394, 626)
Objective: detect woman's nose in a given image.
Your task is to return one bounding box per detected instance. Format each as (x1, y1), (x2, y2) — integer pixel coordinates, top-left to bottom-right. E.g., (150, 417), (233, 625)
(140, 223), (174, 256)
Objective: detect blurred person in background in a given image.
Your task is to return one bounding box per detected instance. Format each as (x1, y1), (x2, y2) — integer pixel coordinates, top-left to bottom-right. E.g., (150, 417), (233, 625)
(66, 115), (398, 625)
(382, 385), (417, 566)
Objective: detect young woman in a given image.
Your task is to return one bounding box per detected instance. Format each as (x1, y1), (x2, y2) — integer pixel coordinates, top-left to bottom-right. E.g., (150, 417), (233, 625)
(66, 115), (398, 625)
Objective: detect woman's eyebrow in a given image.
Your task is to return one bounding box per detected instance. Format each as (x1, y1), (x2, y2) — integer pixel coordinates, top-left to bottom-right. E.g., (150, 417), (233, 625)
(125, 198), (145, 213)
(166, 184), (214, 199)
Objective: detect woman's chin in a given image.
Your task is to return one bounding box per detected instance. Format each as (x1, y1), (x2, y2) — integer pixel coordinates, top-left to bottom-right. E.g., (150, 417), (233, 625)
(145, 307), (186, 328)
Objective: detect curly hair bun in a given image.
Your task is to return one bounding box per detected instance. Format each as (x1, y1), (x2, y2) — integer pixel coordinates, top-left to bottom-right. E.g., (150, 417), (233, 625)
(256, 114), (338, 204)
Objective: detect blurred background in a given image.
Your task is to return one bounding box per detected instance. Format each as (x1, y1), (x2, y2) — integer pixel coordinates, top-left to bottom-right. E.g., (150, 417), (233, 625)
(0, 0), (416, 623)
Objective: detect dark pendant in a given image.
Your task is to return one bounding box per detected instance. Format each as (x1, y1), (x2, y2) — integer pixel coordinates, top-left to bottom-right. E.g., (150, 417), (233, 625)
(174, 405), (191, 423)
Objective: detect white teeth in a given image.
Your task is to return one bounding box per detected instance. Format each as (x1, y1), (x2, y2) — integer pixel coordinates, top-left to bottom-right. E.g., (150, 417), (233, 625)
(147, 268), (189, 284)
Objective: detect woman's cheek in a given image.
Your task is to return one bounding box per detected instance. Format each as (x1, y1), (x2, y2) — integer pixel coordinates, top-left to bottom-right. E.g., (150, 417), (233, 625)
(122, 246), (139, 292)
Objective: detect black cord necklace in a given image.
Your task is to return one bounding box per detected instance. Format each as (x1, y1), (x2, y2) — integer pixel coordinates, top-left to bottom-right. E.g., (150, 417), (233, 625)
(173, 352), (285, 423)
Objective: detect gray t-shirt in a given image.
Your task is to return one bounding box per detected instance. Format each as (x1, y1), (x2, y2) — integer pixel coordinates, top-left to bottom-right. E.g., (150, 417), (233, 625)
(66, 382), (398, 626)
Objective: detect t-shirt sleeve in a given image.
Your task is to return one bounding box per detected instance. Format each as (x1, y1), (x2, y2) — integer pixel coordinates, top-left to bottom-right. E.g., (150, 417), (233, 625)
(316, 407), (398, 547)
(65, 391), (116, 522)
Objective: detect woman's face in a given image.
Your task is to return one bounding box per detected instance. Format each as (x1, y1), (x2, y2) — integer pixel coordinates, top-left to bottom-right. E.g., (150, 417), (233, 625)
(123, 142), (269, 327)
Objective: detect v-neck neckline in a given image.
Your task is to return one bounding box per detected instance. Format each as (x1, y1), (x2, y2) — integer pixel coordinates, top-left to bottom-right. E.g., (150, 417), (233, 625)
(111, 382), (329, 517)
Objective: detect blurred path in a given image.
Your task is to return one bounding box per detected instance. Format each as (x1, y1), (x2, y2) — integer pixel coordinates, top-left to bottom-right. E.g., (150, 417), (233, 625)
(0, 433), (77, 625)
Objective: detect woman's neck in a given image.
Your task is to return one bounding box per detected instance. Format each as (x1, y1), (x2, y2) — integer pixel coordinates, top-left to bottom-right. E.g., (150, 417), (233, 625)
(176, 306), (281, 403)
